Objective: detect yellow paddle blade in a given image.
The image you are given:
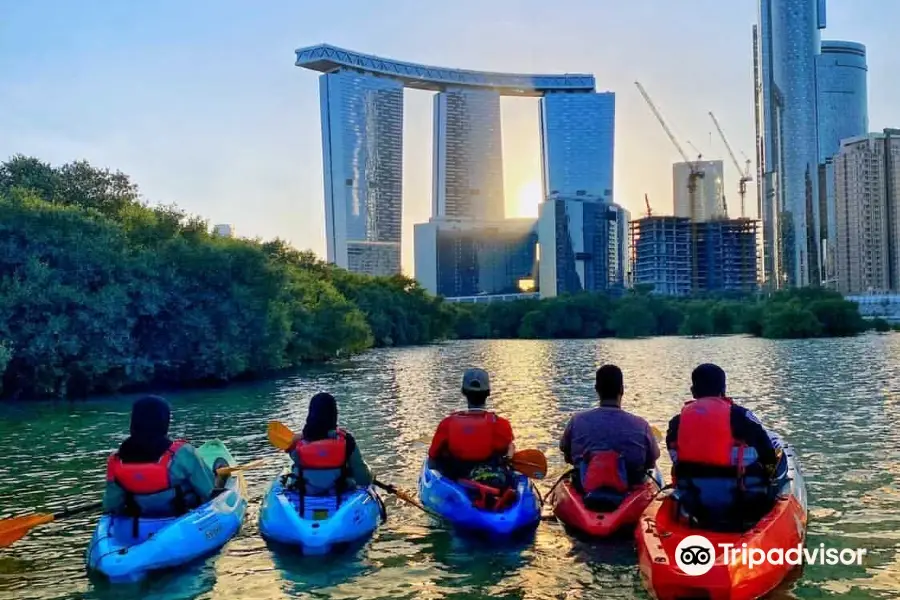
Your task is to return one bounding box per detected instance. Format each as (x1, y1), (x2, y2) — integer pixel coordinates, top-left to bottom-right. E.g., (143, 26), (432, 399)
(651, 425), (663, 441)
(510, 449), (548, 480)
(267, 421), (295, 451)
(0, 513), (54, 548)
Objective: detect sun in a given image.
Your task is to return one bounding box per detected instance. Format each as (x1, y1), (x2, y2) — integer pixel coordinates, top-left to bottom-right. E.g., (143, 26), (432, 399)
(513, 178), (543, 218)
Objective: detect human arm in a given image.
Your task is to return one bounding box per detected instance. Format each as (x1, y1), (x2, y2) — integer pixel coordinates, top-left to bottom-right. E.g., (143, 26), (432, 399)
(172, 444), (217, 502)
(665, 414), (680, 462)
(730, 406), (778, 467)
(102, 480), (126, 514)
(559, 417), (574, 464)
(644, 422), (661, 470)
(347, 445), (373, 487)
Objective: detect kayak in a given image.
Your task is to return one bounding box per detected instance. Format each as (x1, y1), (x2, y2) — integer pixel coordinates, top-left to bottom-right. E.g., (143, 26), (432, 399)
(258, 474), (385, 554)
(85, 440), (248, 583)
(418, 460), (541, 536)
(550, 468), (663, 538)
(636, 443), (808, 600)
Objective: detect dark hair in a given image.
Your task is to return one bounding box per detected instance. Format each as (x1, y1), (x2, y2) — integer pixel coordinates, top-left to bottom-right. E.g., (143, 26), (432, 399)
(595, 364), (624, 401)
(691, 363), (727, 398)
(463, 389), (490, 407)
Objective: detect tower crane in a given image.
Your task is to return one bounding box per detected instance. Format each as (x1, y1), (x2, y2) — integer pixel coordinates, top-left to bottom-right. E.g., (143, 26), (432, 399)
(635, 81), (704, 293)
(644, 193), (652, 217)
(709, 111), (753, 218)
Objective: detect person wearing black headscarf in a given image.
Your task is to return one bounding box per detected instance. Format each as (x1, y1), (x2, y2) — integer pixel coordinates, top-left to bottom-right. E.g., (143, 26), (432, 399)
(103, 396), (219, 517)
(286, 392), (372, 495)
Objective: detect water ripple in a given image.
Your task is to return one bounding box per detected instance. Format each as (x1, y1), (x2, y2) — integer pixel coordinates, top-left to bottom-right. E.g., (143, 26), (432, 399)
(0, 335), (897, 599)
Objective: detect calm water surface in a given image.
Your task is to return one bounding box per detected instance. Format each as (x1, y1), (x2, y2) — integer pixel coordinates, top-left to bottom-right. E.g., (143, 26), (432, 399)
(1, 336), (899, 600)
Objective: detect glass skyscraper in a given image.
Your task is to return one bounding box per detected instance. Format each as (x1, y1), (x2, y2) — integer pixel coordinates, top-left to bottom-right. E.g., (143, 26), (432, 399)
(296, 43), (597, 281)
(816, 40), (868, 282)
(433, 88), (505, 221)
(755, 0), (826, 288)
(540, 92), (615, 200)
(318, 70), (404, 276)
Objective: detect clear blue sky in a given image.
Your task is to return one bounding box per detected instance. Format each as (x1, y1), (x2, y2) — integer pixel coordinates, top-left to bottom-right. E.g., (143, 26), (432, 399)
(1, 0), (896, 273)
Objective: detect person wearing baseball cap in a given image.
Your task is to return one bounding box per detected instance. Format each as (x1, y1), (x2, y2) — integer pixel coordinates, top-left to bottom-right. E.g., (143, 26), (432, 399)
(427, 368), (517, 488)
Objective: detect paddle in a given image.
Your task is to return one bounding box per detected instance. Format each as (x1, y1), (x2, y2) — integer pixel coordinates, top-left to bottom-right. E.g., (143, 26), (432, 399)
(410, 434), (548, 480)
(0, 456), (269, 548)
(266, 421), (443, 519)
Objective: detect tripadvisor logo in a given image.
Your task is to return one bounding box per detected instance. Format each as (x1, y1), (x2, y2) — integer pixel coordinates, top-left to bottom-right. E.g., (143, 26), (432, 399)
(675, 535), (716, 576)
(674, 535), (867, 576)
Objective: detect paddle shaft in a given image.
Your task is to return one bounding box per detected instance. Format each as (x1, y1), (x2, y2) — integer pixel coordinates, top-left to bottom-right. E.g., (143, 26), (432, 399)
(52, 501), (104, 521)
(372, 479), (442, 520)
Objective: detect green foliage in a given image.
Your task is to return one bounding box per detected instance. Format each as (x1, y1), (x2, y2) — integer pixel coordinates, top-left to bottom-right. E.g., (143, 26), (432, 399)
(0, 156), (449, 399)
(452, 287), (866, 342)
(869, 318), (891, 333)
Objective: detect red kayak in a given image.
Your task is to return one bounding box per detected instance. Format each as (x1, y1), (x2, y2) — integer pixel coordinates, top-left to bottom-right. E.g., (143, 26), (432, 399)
(551, 470), (663, 537)
(636, 445), (808, 600)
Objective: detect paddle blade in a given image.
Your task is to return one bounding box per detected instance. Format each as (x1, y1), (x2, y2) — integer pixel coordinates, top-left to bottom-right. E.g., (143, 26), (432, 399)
(267, 421), (295, 451)
(0, 513), (54, 548)
(651, 425), (663, 441)
(510, 449), (548, 480)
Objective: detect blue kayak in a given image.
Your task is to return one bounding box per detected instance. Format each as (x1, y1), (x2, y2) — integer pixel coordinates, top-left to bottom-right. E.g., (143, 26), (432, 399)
(259, 474), (385, 554)
(418, 461), (541, 536)
(85, 440), (248, 583)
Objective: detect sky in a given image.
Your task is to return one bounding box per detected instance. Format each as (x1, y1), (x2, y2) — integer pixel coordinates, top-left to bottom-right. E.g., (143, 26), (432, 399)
(2, 0), (898, 274)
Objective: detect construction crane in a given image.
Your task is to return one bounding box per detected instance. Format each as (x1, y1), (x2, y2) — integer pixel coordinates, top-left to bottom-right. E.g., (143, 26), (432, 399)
(709, 111), (753, 218)
(635, 81), (704, 293)
(644, 193), (652, 217)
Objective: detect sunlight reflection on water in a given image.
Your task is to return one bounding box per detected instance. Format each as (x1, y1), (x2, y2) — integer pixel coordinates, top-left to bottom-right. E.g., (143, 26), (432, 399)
(0, 335), (898, 599)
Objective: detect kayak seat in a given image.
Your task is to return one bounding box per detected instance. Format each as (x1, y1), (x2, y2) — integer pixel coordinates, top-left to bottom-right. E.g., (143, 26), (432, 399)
(458, 479), (517, 512)
(674, 476), (773, 532)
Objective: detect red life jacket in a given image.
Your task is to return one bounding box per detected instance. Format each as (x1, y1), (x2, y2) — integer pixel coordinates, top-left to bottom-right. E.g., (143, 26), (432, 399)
(675, 397), (740, 467)
(446, 411), (500, 463)
(292, 429), (348, 469)
(106, 440), (186, 495)
(580, 450), (630, 494)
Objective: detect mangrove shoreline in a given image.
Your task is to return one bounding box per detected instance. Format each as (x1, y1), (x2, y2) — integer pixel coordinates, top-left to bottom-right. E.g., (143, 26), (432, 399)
(0, 156), (881, 400)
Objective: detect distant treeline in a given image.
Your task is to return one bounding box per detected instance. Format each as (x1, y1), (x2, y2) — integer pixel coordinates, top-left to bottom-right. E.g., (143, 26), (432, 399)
(450, 285), (877, 340)
(0, 156), (882, 399)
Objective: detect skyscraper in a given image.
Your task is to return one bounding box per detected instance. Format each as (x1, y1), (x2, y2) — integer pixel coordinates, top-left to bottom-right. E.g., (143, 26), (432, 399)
(834, 130), (900, 294)
(672, 160), (726, 222)
(296, 43), (596, 282)
(540, 92), (615, 199)
(755, 0), (826, 288)
(433, 88), (505, 221)
(816, 40), (868, 283)
(319, 70), (404, 276)
(537, 91), (622, 297)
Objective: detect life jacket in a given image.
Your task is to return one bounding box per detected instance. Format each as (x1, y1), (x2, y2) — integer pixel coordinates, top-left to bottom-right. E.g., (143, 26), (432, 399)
(106, 440), (189, 532)
(106, 440), (186, 496)
(674, 397), (743, 468)
(289, 429), (350, 507)
(579, 450), (630, 495)
(445, 410), (502, 463)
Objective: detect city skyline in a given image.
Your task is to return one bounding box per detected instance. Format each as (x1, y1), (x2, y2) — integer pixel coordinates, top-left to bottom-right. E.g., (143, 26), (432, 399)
(2, 1), (897, 275)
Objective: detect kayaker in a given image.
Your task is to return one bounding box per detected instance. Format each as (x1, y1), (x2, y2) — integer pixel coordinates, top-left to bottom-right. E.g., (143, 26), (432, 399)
(559, 364), (659, 507)
(665, 363), (780, 525)
(427, 368), (516, 495)
(285, 392), (373, 498)
(103, 396), (224, 519)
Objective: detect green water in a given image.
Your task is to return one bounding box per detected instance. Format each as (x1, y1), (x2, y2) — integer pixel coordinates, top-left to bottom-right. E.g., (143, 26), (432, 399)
(1, 336), (898, 600)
